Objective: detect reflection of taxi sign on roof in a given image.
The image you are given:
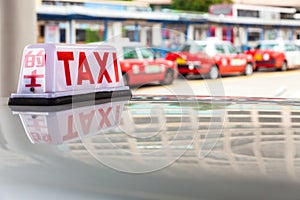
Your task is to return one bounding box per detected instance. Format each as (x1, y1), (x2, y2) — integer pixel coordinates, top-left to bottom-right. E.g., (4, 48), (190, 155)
(14, 99), (126, 145)
(8, 44), (131, 105)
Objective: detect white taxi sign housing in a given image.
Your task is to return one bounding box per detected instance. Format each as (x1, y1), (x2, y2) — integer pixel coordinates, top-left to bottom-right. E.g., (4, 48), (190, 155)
(9, 44), (131, 105)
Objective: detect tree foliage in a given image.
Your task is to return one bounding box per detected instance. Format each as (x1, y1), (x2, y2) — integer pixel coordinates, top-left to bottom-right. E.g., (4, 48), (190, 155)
(171, 0), (233, 12)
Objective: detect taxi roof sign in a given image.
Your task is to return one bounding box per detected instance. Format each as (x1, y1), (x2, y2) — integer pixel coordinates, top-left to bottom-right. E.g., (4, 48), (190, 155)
(8, 44), (131, 105)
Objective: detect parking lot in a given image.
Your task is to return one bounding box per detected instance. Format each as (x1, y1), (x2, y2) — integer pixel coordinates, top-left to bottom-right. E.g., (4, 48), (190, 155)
(133, 69), (300, 98)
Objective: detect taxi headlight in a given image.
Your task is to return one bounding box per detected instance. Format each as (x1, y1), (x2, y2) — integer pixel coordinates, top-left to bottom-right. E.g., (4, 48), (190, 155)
(167, 60), (174, 66)
(124, 63), (130, 68)
(247, 55), (253, 60)
(263, 53), (270, 60)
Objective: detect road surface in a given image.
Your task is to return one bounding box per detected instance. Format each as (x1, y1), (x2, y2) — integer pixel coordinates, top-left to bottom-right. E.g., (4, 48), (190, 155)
(133, 69), (300, 98)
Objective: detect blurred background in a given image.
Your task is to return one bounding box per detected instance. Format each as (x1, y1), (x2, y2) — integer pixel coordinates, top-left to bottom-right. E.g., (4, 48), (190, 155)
(2, 0), (300, 98)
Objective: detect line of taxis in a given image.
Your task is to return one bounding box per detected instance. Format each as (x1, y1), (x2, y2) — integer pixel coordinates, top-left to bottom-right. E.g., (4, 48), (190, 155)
(166, 38), (255, 79)
(101, 38), (300, 86)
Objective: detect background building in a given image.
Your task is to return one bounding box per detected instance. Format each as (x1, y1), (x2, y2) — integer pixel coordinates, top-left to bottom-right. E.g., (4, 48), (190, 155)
(234, 0), (300, 8)
(35, 0), (300, 53)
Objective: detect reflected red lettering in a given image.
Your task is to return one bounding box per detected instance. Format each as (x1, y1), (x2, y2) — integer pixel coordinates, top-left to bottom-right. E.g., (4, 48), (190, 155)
(42, 134), (52, 143)
(30, 132), (41, 142)
(98, 107), (112, 129)
(63, 115), (78, 141)
(115, 105), (121, 124)
(79, 110), (95, 135)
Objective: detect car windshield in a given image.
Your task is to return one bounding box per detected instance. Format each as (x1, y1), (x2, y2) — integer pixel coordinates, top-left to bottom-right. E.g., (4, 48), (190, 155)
(181, 44), (206, 53)
(140, 48), (154, 59)
(123, 46), (139, 59)
(256, 43), (281, 51)
(227, 44), (238, 54)
(181, 44), (191, 52)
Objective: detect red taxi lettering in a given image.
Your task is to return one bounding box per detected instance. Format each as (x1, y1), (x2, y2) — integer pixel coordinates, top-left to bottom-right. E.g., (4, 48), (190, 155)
(22, 50), (46, 89)
(57, 52), (74, 86)
(79, 110), (96, 135)
(57, 51), (120, 86)
(63, 115), (79, 141)
(94, 52), (112, 84)
(24, 70), (44, 88)
(24, 51), (35, 68)
(24, 50), (45, 68)
(113, 52), (120, 82)
(78, 52), (95, 85)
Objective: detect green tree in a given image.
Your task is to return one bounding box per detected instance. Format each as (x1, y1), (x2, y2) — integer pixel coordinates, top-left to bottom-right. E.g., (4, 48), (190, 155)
(171, 0), (232, 12)
(85, 28), (100, 43)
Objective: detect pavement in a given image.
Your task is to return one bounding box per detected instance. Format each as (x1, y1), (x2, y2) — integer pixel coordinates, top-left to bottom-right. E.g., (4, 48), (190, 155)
(133, 69), (300, 99)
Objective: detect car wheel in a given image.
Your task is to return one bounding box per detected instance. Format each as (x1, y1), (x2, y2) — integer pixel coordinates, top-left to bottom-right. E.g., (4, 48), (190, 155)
(160, 69), (174, 85)
(244, 63), (253, 76)
(208, 65), (219, 79)
(178, 73), (188, 79)
(280, 61), (288, 71)
(123, 74), (129, 86)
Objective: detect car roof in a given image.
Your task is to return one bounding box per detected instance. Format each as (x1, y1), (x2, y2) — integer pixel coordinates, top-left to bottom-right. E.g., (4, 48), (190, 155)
(2, 96), (300, 199)
(259, 39), (293, 44)
(90, 41), (148, 59)
(186, 39), (232, 46)
(90, 41), (145, 48)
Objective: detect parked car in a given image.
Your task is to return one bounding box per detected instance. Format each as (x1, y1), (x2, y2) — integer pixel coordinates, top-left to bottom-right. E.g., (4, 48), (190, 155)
(165, 38), (255, 79)
(245, 40), (300, 71)
(91, 41), (177, 86)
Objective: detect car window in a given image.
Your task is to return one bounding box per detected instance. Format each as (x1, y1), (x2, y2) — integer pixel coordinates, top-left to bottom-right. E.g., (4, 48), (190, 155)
(123, 47), (139, 59)
(181, 45), (191, 52)
(215, 44), (226, 54)
(227, 45), (237, 54)
(140, 48), (154, 59)
(189, 44), (206, 53)
(285, 43), (297, 52)
(257, 43), (281, 51)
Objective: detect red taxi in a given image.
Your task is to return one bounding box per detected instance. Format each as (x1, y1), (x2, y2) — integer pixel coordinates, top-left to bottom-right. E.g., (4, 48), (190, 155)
(246, 40), (300, 71)
(92, 42), (177, 86)
(166, 39), (255, 79)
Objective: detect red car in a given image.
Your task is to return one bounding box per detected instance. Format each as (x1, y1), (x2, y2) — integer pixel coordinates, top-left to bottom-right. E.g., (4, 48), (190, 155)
(245, 40), (300, 71)
(92, 42), (177, 86)
(166, 39), (255, 79)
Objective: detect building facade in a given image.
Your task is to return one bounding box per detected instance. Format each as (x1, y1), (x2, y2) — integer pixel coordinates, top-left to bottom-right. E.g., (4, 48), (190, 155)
(36, 0), (300, 52)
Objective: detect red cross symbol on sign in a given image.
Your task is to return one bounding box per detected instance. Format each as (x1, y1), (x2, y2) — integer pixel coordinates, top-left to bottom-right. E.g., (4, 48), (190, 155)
(23, 70), (44, 88)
